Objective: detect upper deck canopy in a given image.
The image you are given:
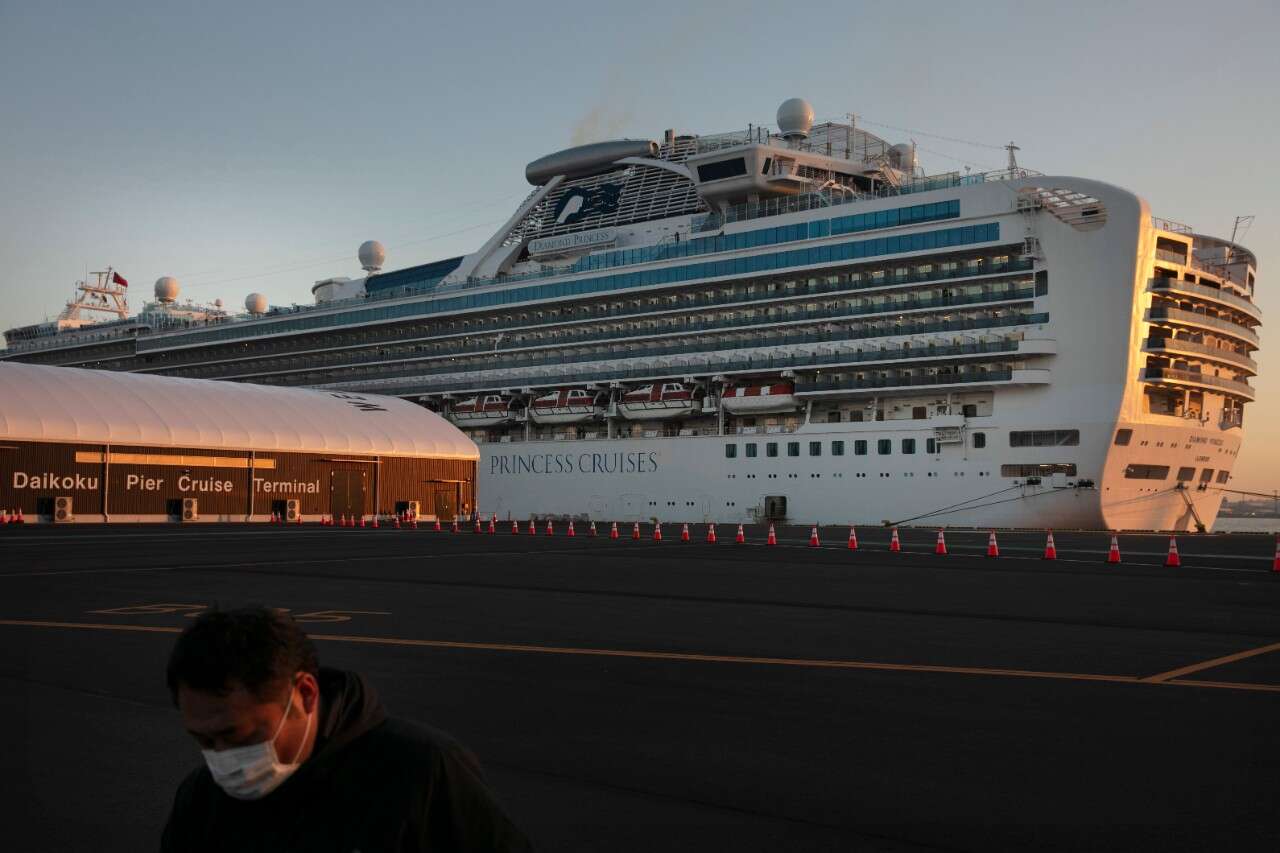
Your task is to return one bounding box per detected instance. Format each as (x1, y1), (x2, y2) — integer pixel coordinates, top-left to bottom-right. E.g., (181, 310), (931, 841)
(0, 362), (478, 460)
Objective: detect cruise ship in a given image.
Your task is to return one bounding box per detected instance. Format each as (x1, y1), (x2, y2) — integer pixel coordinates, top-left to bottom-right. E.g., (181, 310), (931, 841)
(2, 99), (1261, 531)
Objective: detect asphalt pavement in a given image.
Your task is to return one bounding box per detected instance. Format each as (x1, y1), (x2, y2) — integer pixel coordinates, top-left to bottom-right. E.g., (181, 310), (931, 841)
(1, 522), (1277, 851)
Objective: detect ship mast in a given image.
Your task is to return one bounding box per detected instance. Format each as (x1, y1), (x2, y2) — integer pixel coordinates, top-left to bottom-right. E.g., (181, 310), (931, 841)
(58, 268), (129, 326)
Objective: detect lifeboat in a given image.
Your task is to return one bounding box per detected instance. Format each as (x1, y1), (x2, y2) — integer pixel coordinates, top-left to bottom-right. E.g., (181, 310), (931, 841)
(719, 381), (799, 415)
(447, 394), (517, 427)
(528, 388), (606, 424)
(618, 382), (699, 420)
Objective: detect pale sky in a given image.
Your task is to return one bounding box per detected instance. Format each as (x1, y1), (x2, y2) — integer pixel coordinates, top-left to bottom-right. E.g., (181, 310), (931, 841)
(2, 0), (1278, 493)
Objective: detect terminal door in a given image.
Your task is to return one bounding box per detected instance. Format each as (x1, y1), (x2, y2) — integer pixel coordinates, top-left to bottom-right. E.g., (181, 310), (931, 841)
(432, 486), (457, 521)
(330, 470), (367, 519)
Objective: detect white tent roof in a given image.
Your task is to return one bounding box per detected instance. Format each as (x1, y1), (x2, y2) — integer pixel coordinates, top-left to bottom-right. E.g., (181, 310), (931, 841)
(0, 362), (478, 461)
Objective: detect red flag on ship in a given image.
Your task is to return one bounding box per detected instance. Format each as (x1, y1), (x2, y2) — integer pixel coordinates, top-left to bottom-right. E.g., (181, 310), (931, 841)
(112, 272), (128, 287)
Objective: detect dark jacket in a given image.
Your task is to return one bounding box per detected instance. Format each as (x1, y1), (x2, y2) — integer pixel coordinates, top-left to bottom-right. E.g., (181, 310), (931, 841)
(161, 668), (532, 852)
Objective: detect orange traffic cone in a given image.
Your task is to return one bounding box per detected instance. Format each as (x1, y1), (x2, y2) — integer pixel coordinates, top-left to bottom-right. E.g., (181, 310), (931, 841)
(1272, 536), (1279, 573)
(632, 522), (640, 540)
(474, 517), (482, 534)
(410, 514), (418, 529)
(296, 514), (303, 525)
(610, 521), (619, 540)
(512, 519), (519, 534)
(735, 523), (745, 544)
(545, 519), (554, 536)
(589, 521), (598, 537)
(681, 523), (690, 542)
(706, 523), (717, 544)
(653, 523), (663, 542)
(809, 525), (820, 547)
(766, 523), (777, 546)
(1164, 536), (1181, 568)
(567, 520), (576, 537)
(16, 508), (24, 524)
(434, 518), (442, 532)
(270, 511), (278, 524)
(528, 518), (536, 535)
(889, 527), (901, 552)
(0, 509), (7, 526)
(451, 519), (460, 533)
(372, 515), (379, 529)
(1106, 535), (1121, 564)
(488, 515), (496, 534)
(394, 515), (401, 529)
(847, 527), (859, 550)
(935, 529), (948, 555)
(1043, 530), (1057, 560)
(985, 531), (999, 558)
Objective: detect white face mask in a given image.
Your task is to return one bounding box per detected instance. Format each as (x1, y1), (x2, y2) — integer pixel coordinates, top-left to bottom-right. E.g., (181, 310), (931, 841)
(201, 684), (314, 800)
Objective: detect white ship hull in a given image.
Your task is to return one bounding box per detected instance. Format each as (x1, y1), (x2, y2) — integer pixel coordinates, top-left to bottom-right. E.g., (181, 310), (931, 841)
(477, 418), (1239, 531)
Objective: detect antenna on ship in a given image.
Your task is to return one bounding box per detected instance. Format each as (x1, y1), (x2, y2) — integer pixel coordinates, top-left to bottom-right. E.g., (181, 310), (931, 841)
(1005, 141), (1021, 174)
(1228, 215), (1255, 260)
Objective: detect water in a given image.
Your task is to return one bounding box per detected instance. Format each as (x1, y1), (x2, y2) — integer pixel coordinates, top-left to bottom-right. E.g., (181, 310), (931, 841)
(1212, 516), (1280, 534)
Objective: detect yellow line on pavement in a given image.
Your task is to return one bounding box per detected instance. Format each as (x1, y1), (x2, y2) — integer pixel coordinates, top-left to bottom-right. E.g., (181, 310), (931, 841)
(2, 618), (1279, 695)
(1142, 641), (1280, 683)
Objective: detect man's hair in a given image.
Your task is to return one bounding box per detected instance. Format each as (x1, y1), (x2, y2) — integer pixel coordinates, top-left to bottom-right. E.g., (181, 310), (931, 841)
(165, 607), (319, 706)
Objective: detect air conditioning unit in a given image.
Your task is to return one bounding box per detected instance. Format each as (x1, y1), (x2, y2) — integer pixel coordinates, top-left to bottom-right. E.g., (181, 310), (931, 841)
(54, 496), (74, 523)
(182, 498), (199, 522)
(285, 499), (301, 522)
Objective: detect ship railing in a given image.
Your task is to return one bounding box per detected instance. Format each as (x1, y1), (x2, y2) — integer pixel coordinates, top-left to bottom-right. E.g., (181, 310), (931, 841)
(794, 369), (1015, 393)
(1143, 336), (1258, 373)
(350, 331), (1042, 398)
(1152, 216), (1195, 235)
(1139, 367), (1255, 399)
(1149, 278), (1260, 320)
(170, 261), (1038, 377)
(221, 289), (1037, 383)
(289, 325), (1031, 391)
(1146, 306), (1260, 346)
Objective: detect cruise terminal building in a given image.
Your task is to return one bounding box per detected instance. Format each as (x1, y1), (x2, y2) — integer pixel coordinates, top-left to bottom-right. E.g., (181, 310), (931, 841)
(0, 363), (478, 523)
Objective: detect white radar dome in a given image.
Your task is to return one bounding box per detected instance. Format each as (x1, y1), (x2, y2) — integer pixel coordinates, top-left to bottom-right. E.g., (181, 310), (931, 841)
(358, 240), (386, 273)
(153, 276), (180, 303)
(776, 98), (815, 140)
(214, 298), (223, 308)
(244, 293), (269, 315)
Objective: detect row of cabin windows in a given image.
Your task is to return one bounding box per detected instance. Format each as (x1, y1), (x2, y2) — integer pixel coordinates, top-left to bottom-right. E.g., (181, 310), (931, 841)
(1009, 429), (1079, 447)
(725, 433), (985, 459)
(1124, 464), (1227, 483)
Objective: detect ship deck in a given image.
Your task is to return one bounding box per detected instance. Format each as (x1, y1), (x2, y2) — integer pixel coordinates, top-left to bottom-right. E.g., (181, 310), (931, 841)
(2, 524), (1278, 851)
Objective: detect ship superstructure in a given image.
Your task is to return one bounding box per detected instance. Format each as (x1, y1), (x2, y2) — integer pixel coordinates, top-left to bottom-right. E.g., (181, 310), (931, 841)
(1, 99), (1260, 530)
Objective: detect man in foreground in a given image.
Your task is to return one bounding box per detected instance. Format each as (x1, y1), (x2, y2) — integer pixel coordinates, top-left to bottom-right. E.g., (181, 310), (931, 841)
(161, 606), (531, 851)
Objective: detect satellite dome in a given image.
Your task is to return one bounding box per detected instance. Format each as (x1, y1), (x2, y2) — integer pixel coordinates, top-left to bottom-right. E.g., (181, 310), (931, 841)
(153, 276), (180, 303)
(358, 240), (386, 273)
(776, 98), (815, 140)
(213, 298), (223, 308)
(244, 293), (269, 315)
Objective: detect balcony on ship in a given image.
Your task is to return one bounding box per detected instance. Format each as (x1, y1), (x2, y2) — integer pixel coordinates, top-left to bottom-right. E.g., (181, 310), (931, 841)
(1145, 305), (1259, 348)
(1142, 336), (1257, 375)
(1148, 277), (1261, 324)
(1139, 366), (1255, 402)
